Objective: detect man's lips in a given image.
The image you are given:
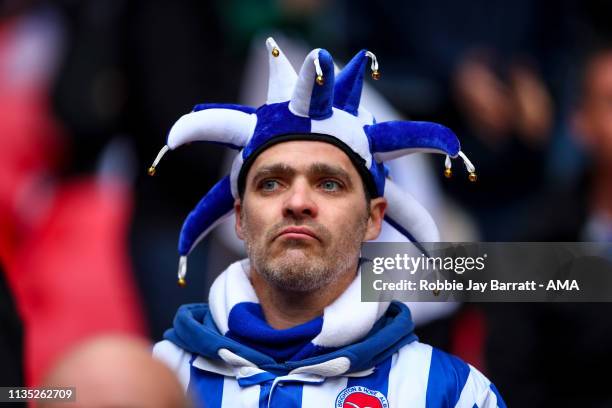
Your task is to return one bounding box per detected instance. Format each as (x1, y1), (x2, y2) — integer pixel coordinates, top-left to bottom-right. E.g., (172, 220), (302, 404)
(275, 226), (320, 241)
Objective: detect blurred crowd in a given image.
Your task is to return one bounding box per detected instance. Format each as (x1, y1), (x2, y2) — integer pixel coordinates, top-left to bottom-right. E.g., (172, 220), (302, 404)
(1, 0), (612, 406)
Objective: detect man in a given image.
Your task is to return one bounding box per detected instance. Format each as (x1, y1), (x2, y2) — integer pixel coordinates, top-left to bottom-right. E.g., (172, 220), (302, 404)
(152, 38), (505, 407)
(482, 45), (612, 407)
(573, 45), (612, 241)
(41, 335), (187, 408)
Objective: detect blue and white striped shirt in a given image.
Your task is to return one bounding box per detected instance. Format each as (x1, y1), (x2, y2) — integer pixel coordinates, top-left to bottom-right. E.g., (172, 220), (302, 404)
(154, 339), (505, 407)
(154, 260), (505, 408)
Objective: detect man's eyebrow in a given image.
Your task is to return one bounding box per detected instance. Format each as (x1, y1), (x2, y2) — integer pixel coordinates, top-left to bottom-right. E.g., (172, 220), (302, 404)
(251, 163), (296, 181)
(308, 163), (354, 187)
(250, 162), (354, 187)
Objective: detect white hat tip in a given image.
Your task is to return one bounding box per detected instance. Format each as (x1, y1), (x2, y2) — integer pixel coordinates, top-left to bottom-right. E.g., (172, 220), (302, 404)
(178, 256), (187, 280)
(265, 37), (277, 49)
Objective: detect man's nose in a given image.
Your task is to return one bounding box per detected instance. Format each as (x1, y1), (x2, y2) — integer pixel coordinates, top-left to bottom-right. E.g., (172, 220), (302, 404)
(282, 181), (318, 219)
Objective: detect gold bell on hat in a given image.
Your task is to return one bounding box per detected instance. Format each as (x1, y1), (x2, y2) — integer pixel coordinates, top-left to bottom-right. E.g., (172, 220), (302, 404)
(177, 256), (188, 287)
(444, 168), (452, 178)
(316, 75), (324, 86)
(148, 145), (169, 177)
(371, 70), (381, 80)
(271, 47), (280, 57)
(468, 172), (477, 182)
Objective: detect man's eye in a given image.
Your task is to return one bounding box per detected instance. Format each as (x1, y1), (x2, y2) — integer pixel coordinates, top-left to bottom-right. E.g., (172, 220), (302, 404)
(320, 180), (342, 192)
(261, 180), (280, 191)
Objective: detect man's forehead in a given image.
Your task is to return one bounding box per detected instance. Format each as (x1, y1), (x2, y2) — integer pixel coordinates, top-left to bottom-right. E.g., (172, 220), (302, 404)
(247, 140), (357, 176)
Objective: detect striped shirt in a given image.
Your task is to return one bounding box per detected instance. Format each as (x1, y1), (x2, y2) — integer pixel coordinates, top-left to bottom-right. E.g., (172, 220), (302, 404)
(154, 260), (505, 408)
(154, 339), (505, 407)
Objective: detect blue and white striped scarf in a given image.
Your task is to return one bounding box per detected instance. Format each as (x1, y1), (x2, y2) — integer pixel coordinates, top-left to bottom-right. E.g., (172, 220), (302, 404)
(164, 259), (417, 374)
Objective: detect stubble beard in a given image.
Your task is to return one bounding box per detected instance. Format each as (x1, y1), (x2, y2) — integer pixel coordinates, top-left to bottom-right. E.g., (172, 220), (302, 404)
(242, 209), (369, 292)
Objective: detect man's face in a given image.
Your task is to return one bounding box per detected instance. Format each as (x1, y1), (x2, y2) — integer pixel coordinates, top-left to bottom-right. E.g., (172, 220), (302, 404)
(235, 141), (385, 292)
(575, 52), (612, 161)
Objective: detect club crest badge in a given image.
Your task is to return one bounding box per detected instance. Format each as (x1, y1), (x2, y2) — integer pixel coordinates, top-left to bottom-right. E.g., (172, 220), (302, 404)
(335, 386), (389, 408)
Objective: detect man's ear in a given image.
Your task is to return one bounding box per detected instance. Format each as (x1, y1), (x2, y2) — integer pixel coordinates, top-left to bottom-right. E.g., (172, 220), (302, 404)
(234, 199), (245, 240)
(364, 197), (387, 241)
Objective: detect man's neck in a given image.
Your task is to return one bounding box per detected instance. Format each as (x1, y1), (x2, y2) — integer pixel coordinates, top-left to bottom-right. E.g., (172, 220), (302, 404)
(249, 266), (357, 330)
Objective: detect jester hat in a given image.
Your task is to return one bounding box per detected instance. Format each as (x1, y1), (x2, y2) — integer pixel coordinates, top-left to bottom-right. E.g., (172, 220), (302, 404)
(149, 38), (476, 285)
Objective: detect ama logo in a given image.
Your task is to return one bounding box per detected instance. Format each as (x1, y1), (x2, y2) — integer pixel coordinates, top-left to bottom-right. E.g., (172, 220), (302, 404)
(335, 386), (389, 408)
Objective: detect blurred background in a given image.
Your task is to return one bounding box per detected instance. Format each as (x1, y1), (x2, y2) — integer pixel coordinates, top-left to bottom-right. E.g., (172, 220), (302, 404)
(1, 0), (612, 406)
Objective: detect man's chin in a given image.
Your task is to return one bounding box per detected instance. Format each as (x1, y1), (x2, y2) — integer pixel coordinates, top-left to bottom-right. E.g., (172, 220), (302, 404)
(270, 248), (317, 265)
(261, 253), (330, 292)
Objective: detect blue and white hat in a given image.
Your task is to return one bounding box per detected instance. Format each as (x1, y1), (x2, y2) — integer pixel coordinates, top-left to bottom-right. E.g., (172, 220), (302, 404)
(149, 38), (476, 286)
